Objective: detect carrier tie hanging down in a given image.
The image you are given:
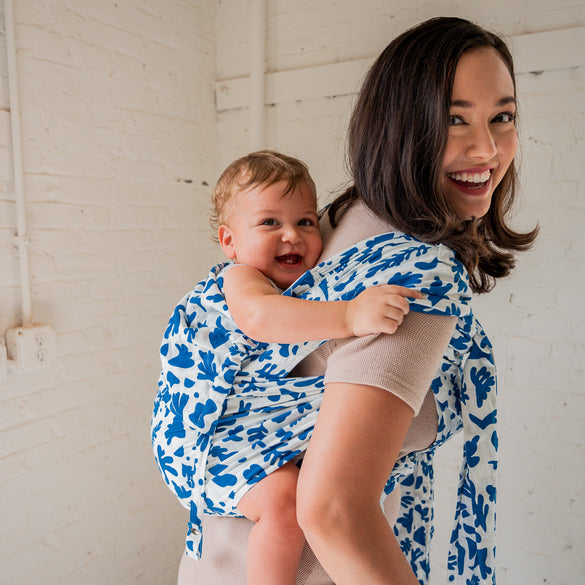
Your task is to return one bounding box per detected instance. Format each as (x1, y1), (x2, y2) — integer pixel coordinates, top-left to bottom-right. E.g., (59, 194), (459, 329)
(152, 231), (498, 585)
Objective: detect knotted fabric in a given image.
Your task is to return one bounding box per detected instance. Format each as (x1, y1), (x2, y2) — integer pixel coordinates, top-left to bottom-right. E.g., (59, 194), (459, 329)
(151, 231), (498, 585)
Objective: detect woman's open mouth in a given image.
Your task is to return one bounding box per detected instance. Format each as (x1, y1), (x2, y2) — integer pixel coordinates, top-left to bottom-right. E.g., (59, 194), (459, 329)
(447, 169), (492, 194)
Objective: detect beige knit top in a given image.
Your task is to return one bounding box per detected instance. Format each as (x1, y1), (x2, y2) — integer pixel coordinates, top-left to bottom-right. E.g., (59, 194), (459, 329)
(293, 200), (457, 454)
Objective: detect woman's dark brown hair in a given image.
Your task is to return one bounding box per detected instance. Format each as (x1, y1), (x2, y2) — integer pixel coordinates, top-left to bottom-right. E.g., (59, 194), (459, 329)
(329, 17), (537, 293)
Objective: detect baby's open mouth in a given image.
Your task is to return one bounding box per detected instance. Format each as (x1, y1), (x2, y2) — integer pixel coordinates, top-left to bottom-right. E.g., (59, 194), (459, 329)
(447, 169), (492, 188)
(276, 253), (302, 265)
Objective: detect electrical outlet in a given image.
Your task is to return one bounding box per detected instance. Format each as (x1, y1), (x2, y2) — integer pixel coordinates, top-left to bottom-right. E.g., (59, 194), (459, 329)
(6, 325), (56, 372)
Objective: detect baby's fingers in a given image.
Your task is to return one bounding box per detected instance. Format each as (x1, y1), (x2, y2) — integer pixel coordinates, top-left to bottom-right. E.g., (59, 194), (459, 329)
(381, 284), (422, 299)
(382, 293), (411, 316)
(383, 305), (407, 326)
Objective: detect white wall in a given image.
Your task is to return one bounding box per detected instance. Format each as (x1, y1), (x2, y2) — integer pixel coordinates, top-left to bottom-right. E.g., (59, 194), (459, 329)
(0, 1), (218, 584)
(216, 2), (585, 585)
(1, 1), (584, 584)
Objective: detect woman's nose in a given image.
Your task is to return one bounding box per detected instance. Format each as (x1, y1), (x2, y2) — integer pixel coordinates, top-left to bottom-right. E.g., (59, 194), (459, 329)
(466, 124), (498, 160)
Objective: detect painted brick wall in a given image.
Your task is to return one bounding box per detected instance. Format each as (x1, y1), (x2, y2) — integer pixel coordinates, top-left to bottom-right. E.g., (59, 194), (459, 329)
(1, 1), (584, 585)
(0, 1), (219, 584)
(216, 2), (585, 585)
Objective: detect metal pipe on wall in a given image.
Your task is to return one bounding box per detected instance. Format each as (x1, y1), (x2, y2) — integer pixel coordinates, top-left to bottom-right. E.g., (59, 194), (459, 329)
(5, 0), (33, 327)
(249, 0), (266, 151)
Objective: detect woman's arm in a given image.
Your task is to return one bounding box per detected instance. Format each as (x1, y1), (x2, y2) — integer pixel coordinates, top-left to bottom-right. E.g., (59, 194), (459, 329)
(297, 382), (419, 585)
(295, 311), (457, 585)
(222, 264), (421, 343)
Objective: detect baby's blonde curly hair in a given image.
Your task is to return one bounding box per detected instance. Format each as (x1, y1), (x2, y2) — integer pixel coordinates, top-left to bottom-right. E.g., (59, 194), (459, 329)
(209, 150), (316, 242)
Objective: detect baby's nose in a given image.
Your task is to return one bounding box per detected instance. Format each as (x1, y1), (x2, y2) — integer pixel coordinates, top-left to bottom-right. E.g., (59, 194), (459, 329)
(281, 225), (301, 243)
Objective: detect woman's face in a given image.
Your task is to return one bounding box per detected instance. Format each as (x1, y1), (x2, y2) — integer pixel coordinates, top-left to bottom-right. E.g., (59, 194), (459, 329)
(441, 47), (517, 220)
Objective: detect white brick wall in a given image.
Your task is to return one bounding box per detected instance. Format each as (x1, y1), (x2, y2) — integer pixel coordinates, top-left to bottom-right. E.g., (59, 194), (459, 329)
(0, 1), (219, 584)
(1, 1), (584, 584)
(217, 2), (585, 585)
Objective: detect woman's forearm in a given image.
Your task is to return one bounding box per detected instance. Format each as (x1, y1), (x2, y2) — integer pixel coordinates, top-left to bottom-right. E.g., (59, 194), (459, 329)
(296, 382), (419, 585)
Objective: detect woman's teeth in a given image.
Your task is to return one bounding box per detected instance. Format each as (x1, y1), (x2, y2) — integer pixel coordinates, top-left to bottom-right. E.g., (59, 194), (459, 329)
(448, 169), (491, 183)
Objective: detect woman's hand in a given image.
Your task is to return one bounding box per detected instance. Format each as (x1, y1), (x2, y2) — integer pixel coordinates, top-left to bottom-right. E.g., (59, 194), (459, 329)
(346, 285), (422, 337)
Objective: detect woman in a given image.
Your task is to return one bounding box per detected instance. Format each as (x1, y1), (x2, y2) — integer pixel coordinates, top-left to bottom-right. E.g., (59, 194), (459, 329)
(177, 17), (537, 585)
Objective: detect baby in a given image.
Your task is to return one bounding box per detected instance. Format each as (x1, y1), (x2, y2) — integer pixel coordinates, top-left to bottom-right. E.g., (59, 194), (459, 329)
(209, 150), (419, 585)
(155, 150), (420, 585)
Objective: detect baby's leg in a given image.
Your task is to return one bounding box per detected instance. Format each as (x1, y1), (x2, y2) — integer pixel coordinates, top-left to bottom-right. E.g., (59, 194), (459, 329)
(237, 461), (305, 585)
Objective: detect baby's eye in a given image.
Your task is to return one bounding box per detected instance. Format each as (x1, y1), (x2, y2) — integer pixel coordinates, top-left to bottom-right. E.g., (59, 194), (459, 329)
(297, 218), (316, 227)
(260, 218), (278, 226)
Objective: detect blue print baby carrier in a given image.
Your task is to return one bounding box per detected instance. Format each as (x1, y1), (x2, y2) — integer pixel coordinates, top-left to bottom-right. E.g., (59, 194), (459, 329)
(151, 231), (498, 585)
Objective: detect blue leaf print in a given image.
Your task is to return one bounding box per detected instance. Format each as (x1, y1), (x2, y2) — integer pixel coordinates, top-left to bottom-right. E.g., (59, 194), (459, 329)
(227, 425), (245, 442)
(164, 304), (185, 338)
(166, 370), (180, 387)
(491, 430), (498, 450)
(209, 445), (235, 461)
(468, 410), (497, 430)
(208, 464), (238, 487)
(209, 319), (231, 348)
(486, 484), (496, 503)
(156, 444), (178, 483)
(396, 507), (414, 532)
(197, 350), (217, 381)
(278, 344), (291, 358)
(413, 525), (427, 545)
(465, 537), (488, 578)
(171, 480), (192, 499)
(318, 278), (329, 299)
(243, 464), (267, 485)
(399, 537), (412, 555)
(247, 422), (268, 445)
(414, 256), (439, 271)
(470, 366), (495, 408)
(190, 399), (218, 429)
(169, 344), (196, 369)
(464, 436), (480, 468)
(422, 276), (454, 305)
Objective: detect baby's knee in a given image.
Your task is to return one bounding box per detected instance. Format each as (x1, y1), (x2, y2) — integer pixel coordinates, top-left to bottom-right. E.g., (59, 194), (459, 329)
(240, 464), (299, 525)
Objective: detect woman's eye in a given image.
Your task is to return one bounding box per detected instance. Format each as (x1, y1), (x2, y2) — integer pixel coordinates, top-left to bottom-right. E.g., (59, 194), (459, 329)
(493, 111), (516, 124)
(449, 114), (466, 126)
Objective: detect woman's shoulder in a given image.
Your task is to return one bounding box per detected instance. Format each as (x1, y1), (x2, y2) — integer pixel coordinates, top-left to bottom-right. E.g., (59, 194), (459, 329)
(321, 200), (460, 268)
(319, 200), (396, 259)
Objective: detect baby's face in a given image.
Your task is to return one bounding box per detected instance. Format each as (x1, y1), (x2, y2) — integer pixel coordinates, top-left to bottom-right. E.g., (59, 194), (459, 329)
(219, 180), (322, 289)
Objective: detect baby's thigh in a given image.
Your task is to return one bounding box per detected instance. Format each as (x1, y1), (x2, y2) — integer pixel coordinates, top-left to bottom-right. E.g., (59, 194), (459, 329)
(236, 461), (300, 522)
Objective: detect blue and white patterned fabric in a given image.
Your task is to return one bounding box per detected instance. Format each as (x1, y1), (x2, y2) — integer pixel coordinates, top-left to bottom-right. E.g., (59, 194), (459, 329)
(151, 231), (498, 585)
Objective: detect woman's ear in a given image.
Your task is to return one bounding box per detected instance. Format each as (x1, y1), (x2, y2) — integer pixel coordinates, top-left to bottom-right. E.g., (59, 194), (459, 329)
(218, 225), (237, 260)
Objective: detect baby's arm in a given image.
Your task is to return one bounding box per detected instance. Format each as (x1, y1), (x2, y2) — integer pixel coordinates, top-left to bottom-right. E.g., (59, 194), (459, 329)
(222, 264), (422, 344)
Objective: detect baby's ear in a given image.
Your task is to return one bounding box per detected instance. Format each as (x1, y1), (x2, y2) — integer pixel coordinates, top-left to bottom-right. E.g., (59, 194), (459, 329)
(218, 225), (237, 260)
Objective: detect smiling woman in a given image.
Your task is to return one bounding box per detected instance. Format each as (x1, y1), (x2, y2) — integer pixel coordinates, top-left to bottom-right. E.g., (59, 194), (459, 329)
(442, 48), (518, 220)
(167, 17), (539, 585)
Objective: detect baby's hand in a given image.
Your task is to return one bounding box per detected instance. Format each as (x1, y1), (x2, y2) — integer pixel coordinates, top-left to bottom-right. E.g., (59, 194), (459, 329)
(346, 285), (422, 337)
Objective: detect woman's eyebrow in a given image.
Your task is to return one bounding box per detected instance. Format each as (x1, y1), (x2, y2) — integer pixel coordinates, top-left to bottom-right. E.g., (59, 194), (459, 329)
(450, 96), (516, 108)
